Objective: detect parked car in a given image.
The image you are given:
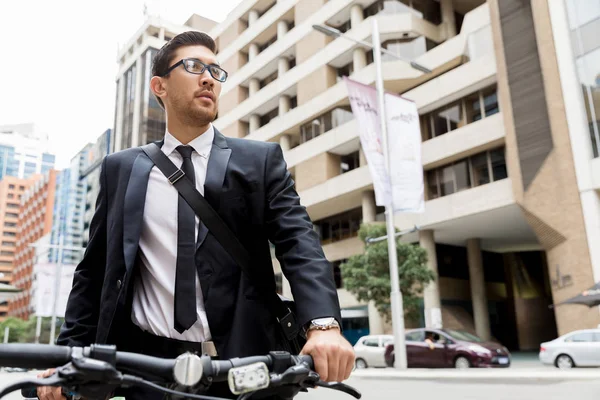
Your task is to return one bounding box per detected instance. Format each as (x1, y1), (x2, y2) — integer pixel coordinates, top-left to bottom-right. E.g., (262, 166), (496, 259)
(539, 329), (600, 369)
(384, 328), (511, 368)
(353, 334), (394, 368)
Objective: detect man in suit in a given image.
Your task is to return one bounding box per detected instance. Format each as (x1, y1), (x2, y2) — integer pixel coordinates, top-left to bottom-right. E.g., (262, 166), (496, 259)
(37, 31), (354, 399)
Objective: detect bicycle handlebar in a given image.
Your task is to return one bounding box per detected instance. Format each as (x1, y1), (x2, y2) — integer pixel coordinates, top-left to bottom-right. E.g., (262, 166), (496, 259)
(0, 343), (348, 400)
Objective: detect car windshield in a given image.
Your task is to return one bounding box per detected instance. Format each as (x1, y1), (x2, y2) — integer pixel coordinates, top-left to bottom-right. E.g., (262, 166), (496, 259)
(445, 330), (484, 342)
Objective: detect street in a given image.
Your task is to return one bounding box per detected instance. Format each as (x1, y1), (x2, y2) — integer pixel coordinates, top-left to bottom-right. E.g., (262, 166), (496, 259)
(298, 376), (600, 400)
(0, 370), (600, 400)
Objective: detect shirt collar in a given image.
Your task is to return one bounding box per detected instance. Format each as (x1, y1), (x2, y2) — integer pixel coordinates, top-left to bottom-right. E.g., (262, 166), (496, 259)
(162, 124), (215, 159)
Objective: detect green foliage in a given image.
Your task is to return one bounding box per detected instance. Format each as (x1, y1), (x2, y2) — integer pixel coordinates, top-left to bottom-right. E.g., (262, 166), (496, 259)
(0, 316), (64, 343)
(340, 224), (435, 322)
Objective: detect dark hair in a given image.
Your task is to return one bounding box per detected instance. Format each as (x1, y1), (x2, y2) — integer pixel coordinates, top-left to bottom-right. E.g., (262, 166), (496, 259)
(151, 31), (217, 108)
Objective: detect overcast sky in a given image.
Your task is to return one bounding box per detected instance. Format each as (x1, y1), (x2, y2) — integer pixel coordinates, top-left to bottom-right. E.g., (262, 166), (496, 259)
(0, 0), (243, 168)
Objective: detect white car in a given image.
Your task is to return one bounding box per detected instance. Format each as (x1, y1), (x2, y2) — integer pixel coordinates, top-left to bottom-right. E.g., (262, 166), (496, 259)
(353, 334), (394, 369)
(540, 329), (600, 369)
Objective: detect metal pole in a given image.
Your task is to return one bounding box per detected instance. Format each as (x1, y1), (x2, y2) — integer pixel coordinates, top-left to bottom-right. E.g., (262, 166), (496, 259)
(49, 235), (64, 345)
(372, 18), (407, 370)
(35, 315), (42, 344)
(3, 327), (8, 343)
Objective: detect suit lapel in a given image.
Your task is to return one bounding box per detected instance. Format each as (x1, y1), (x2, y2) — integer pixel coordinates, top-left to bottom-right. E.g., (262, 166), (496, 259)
(197, 129), (231, 250)
(123, 151), (154, 273)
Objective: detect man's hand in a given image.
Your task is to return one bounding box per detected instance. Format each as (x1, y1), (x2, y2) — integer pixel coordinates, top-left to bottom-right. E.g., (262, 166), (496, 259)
(300, 329), (355, 382)
(36, 368), (66, 400)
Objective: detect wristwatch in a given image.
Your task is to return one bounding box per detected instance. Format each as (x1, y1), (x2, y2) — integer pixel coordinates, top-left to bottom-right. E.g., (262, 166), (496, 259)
(307, 317), (340, 333)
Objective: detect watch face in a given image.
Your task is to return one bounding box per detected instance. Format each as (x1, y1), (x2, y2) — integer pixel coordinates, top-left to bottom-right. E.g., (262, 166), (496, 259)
(313, 317), (336, 326)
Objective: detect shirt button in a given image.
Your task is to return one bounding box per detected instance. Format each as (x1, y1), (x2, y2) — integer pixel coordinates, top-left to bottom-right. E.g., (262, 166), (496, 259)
(116, 280), (122, 289)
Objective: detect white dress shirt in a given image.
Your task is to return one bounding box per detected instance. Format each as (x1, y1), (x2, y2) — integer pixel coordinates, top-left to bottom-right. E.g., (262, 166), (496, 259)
(132, 124), (214, 341)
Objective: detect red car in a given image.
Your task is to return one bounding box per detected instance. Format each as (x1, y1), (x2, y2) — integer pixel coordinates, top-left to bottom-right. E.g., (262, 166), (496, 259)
(384, 328), (511, 368)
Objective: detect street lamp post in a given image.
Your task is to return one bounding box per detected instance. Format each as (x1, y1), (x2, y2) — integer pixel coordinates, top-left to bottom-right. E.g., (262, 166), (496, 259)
(313, 19), (430, 370)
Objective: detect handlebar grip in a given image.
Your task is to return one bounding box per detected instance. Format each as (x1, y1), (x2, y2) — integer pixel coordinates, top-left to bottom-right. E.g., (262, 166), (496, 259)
(0, 344), (71, 369)
(20, 387), (37, 398)
(115, 351), (176, 381)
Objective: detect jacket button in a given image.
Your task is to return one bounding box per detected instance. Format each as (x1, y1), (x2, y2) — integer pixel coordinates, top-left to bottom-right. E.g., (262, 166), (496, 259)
(116, 280), (122, 289)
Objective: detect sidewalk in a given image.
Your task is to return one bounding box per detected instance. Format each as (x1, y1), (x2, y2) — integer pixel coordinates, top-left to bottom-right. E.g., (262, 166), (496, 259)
(351, 367), (600, 382)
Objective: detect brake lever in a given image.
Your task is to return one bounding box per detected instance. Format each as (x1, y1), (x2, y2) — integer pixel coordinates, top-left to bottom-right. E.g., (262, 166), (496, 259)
(4, 375), (66, 398)
(315, 381), (362, 399)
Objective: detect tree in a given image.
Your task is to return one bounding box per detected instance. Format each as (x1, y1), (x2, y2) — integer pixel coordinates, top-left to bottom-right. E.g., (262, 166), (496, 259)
(340, 224), (435, 323)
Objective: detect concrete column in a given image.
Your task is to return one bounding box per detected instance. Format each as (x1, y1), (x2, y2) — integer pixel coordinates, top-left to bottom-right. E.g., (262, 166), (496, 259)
(368, 301), (385, 334)
(279, 134), (291, 151)
(440, 0), (457, 39)
(467, 238), (491, 340)
(278, 57), (290, 77)
(350, 4), (364, 28)
(249, 114), (261, 133)
(249, 78), (260, 96)
(248, 9), (260, 26)
(159, 28), (165, 40)
(359, 145), (367, 167)
(420, 230), (442, 328)
(362, 191), (376, 223)
(277, 20), (289, 40)
(249, 43), (259, 60)
(353, 48), (367, 72)
(279, 95), (291, 116)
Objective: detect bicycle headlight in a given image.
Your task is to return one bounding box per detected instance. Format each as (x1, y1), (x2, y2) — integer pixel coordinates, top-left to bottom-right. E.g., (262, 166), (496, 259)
(228, 362), (270, 395)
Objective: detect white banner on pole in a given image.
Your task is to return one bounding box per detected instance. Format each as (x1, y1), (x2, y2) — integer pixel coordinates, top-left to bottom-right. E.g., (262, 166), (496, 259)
(344, 77), (424, 213)
(33, 263), (76, 318)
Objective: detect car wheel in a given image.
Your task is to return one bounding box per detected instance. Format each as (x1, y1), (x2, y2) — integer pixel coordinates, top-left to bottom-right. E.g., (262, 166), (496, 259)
(454, 356), (471, 369)
(555, 354), (574, 369)
(355, 358), (368, 369)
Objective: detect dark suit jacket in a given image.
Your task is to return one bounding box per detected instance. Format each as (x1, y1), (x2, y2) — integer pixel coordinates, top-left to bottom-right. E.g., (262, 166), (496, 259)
(57, 128), (342, 359)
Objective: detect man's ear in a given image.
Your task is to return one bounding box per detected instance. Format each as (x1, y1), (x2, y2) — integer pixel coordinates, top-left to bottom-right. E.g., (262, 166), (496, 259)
(150, 76), (167, 103)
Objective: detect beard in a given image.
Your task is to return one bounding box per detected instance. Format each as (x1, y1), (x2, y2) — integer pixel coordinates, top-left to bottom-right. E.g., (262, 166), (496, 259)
(170, 92), (218, 126)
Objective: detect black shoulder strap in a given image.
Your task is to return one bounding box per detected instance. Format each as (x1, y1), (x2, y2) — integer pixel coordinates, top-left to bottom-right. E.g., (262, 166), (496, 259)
(141, 143), (299, 340)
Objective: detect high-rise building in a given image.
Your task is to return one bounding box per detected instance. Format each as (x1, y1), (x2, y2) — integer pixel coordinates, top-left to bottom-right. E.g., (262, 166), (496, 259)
(81, 129), (111, 247)
(0, 123), (55, 180)
(9, 171), (57, 319)
(111, 15), (218, 152)
(210, 0), (600, 350)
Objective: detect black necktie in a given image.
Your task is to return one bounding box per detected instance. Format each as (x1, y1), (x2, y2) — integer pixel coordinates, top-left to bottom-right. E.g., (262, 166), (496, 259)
(174, 145), (197, 333)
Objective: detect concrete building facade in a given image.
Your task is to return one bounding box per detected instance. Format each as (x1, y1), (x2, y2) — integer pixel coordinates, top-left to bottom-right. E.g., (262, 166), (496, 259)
(211, 0), (600, 349)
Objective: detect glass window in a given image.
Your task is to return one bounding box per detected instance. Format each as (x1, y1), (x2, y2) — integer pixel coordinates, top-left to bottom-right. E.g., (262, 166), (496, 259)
(566, 332), (596, 342)
(483, 90), (499, 117)
(427, 170), (439, 199)
(565, 0), (600, 30)
(8, 185), (14, 190)
(466, 91), (482, 122)
(1, 241), (13, 247)
(363, 338), (380, 347)
(440, 165), (455, 196)
(490, 148), (508, 181)
(470, 153), (490, 186)
(453, 161), (471, 191)
(405, 331), (424, 342)
(432, 113), (449, 137)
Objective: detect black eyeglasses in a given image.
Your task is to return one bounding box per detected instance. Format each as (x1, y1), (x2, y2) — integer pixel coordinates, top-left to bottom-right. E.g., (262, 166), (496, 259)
(162, 58), (228, 82)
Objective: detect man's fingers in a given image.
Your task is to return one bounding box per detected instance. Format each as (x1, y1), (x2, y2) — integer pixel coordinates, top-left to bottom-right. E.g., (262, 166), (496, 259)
(312, 348), (329, 382)
(343, 349), (355, 380)
(327, 345), (341, 382)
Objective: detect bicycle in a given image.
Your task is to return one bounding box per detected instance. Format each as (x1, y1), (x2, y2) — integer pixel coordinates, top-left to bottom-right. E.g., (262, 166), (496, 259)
(0, 343), (361, 400)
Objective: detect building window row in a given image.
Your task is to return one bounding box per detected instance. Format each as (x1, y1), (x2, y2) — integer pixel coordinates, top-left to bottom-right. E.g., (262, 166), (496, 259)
(426, 147), (508, 199)
(300, 107), (354, 144)
(421, 86), (499, 141)
(313, 207), (362, 245)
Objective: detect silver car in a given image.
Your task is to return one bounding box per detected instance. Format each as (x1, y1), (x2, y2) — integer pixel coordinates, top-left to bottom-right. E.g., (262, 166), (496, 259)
(539, 329), (600, 369)
(353, 334), (394, 369)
